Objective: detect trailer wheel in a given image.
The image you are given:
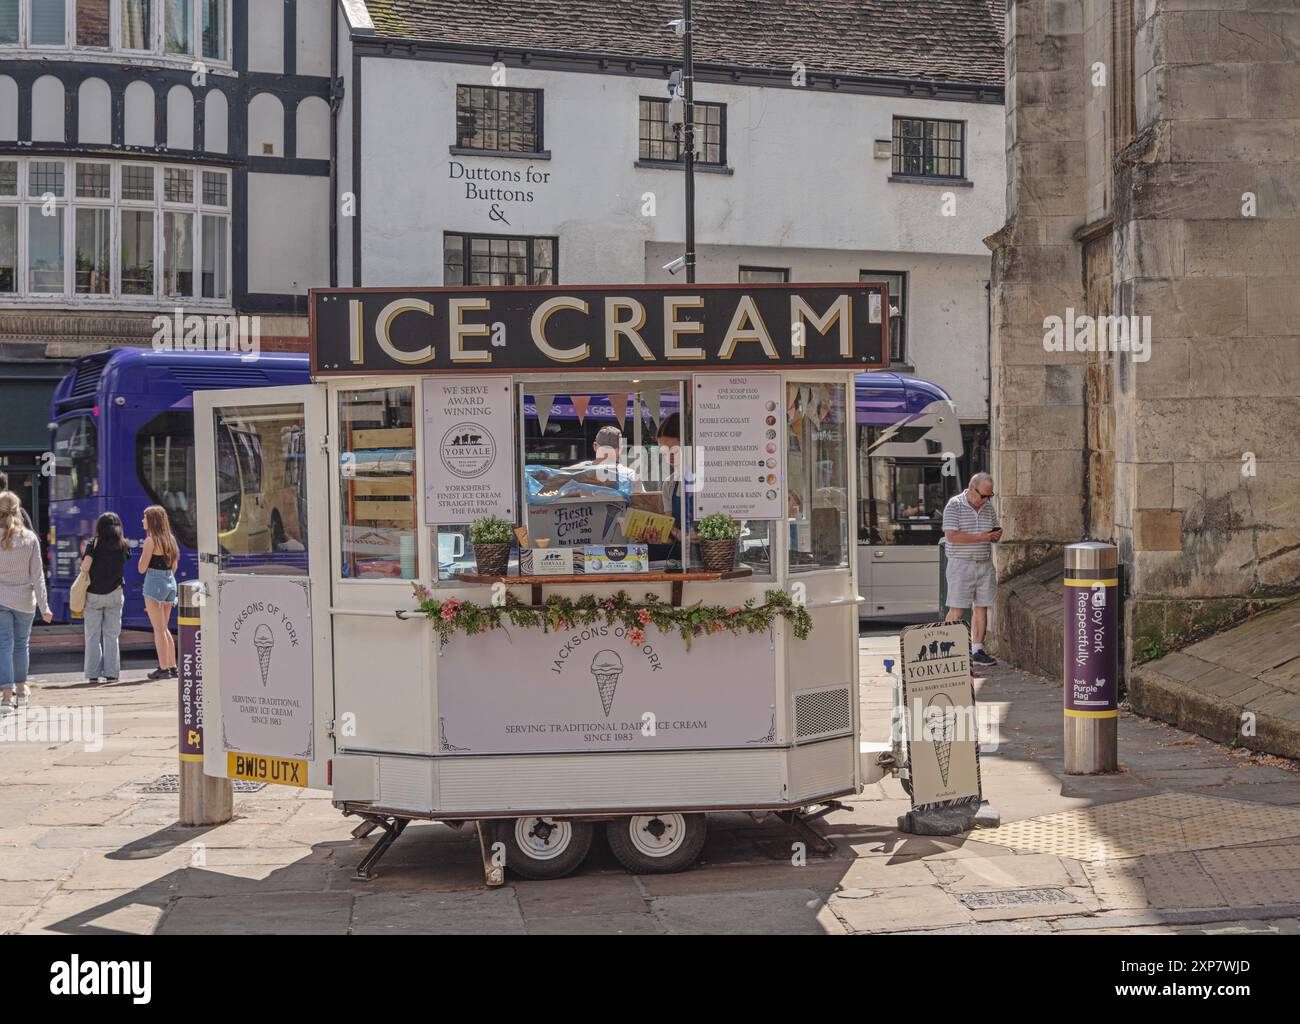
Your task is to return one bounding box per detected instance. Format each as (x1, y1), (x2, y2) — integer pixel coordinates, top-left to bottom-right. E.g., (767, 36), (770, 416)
(605, 813), (707, 874)
(493, 817), (593, 880)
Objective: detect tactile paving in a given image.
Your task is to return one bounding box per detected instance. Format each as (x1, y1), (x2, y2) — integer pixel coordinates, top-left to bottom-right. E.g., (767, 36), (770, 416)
(972, 794), (1300, 861)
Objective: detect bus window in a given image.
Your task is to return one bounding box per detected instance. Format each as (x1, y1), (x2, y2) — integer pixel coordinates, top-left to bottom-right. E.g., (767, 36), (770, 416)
(339, 387), (416, 580)
(787, 381), (849, 571)
(858, 423), (952, 546)
(136, 410), (198, 550)
(52, 415), (98, 501)
(213, 404), (309, 575)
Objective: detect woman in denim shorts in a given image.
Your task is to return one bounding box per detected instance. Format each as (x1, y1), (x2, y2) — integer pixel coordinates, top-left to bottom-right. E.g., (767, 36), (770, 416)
(138, 505), (179, 680)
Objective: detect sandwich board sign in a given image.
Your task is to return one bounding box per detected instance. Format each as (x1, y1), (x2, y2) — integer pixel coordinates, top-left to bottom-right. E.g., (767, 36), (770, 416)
(899, 621), (982, 808)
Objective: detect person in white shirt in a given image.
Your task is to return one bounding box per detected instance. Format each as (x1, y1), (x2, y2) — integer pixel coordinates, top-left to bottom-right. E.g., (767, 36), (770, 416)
(0, 491), (52, 711)
(941, 473), (1002, 667)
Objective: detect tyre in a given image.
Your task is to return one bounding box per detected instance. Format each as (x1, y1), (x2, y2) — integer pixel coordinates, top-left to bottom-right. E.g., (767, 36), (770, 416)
(605, 813), (707, 874)
(492, 817), (593, 880)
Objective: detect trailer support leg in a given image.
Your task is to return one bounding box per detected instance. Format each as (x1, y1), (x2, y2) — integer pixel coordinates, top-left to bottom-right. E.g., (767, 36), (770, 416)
(778, 801), (844, 856)
(476, 820), (506, 887)
(352, 815), (407, 880)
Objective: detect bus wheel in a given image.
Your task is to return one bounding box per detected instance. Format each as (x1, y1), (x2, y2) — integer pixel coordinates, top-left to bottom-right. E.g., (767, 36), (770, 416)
(493, 817), (592, 880)
(605, 813), (707, 874)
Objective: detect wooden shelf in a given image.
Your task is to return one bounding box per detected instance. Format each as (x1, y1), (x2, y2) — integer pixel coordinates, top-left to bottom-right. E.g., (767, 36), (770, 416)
(456, 567), (754, 606)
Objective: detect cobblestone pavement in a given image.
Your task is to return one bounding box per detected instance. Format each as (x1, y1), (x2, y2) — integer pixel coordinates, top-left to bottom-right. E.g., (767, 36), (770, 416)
(2, 638), (1298, 935)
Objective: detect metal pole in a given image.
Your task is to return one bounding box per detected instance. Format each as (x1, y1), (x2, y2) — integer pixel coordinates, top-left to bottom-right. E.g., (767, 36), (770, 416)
(683, 0), (696, 283)
(1063, 542), (1119, 774)
(178, 581), (232, 825)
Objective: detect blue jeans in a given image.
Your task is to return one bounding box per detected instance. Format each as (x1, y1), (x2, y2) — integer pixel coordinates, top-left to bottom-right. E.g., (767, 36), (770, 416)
(83, 588), (124, 679)
(0, 605), (35, 690)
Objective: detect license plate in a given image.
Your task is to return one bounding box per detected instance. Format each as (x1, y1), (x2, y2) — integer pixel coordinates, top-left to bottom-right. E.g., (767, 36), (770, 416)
(227, 752), (308, 788)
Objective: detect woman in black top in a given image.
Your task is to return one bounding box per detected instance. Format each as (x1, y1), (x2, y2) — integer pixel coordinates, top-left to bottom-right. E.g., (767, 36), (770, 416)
(80, 513), (129, 683)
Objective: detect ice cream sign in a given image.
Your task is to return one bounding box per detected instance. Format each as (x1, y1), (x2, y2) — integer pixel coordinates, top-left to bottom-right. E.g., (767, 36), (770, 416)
(217, 576), (315, 763)
(436, 624), (779, 754)
(899, 621), (982, 808)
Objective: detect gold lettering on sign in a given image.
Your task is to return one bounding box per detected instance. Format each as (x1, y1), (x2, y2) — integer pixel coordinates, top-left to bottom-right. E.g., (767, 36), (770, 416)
(664, 296), (705, 360)
(531, 296), (591, 363)
(790, 295), (852, 358)
(348, 298), (365, 364)
(604, 297), (654, 361)
(718, 295), (778, 360)
(376, 298), (435, 364)
(449, 297), (493, 363)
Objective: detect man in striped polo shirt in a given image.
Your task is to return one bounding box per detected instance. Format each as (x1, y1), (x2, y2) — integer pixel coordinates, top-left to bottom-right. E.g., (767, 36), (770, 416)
(942, 472), (1002, 667)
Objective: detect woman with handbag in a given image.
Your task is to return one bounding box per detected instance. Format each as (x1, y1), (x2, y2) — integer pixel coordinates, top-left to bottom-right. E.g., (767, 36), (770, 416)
(138, 505), (180, 680)
(80, 512), (129, 683)
(0, 491), (52, 711)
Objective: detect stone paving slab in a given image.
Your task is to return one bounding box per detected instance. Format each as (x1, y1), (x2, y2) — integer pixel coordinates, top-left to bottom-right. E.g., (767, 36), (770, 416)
(1132, 598), (1300, 758)
(653, 889), (845, 935)
(350, 890), (526, 935)
(158, 891), (355, 935)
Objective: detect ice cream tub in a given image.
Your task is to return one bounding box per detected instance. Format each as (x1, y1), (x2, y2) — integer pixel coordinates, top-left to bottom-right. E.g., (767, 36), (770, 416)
(577, 545), (648, 574)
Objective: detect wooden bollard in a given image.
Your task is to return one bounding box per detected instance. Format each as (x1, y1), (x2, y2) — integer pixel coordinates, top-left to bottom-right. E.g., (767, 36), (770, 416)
(178, 581), (232, 826)
(1063, 542), (1119, 774)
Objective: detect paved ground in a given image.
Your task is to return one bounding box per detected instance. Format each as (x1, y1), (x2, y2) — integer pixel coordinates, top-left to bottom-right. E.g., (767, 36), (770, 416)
(1132, 598), (1300, 759)
(3, 636), (1299, 935)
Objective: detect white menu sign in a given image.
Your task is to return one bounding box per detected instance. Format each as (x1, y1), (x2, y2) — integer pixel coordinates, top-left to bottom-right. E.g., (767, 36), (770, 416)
(423, 377), (516, 524)
(692, 373), (783, 520)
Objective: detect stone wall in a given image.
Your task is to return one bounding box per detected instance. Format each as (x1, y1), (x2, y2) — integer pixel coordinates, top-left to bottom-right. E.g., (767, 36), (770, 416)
(990, 0), (1300, 672)
(1114, 0), (1300, 657)
(986, 0), (1091, 659)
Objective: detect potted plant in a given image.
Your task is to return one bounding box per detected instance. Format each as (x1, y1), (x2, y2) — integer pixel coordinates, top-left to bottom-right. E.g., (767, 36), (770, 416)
(470, 515), (514, 576)
(696, 513), (740, 572)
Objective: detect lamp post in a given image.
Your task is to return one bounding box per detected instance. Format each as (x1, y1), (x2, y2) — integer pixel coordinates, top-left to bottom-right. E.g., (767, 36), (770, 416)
(682, 0), (696, 283)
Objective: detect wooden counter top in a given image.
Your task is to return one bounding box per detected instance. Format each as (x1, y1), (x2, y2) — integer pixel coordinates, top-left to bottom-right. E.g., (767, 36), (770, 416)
(456, 567), (754, 606)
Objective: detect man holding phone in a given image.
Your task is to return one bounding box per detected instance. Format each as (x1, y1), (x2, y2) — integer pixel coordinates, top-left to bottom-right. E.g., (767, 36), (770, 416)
(942, 472), (1002, 666)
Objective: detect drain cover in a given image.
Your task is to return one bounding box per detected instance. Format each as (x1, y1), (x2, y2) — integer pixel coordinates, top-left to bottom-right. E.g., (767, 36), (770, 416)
(141, 774), (266, 794)
(958, 887), (1073, 909)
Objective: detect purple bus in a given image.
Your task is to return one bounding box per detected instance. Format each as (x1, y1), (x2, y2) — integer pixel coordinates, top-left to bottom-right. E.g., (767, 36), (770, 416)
(47, 348), (310, 629)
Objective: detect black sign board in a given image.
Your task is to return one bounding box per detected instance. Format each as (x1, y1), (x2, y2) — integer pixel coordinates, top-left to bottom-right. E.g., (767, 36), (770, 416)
(310, 283), (887, 376)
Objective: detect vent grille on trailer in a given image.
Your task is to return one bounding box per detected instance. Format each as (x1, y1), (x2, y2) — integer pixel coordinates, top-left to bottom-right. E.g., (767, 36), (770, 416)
(793, 686), (852, 742)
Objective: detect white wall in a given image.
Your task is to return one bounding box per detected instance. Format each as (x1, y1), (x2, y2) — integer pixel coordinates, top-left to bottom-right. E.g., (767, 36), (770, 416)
(357, 58), (1002, 419)
(643, 242), (989, 421)
(247, 173), (330, 294)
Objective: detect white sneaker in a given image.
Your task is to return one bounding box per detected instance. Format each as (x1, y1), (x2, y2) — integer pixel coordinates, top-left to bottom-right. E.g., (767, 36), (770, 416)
(0, 693), (13, 713)
(15, 692), (29, 709)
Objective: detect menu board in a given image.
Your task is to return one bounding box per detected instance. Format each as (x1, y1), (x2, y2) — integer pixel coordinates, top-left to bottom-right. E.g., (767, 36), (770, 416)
(423, 377), (517, 525)
(692, 373), (783, 520)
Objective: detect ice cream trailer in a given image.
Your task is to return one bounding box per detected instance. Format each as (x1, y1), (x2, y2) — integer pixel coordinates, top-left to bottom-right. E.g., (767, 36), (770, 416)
(193, 282), (891, 879)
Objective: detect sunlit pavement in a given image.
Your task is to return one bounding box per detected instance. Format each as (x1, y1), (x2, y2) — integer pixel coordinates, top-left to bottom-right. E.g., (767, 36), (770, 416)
(3, 638), (1298, 935)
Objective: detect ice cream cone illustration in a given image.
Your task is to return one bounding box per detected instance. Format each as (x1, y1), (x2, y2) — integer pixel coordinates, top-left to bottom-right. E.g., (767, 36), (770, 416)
(601, 501), (623, 539)
(253, 624), (275, 688)
(590, 649), (623, 717)
(925, 692), (956, 787)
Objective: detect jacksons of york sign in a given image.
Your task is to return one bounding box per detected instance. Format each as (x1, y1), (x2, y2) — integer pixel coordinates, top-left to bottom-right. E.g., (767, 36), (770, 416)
(310, 284), (886, 375)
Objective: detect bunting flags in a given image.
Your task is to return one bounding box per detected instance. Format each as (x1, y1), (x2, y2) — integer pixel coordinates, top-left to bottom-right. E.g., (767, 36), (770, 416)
(643, 389), (662, 428)
(534, 389), (557, 434)
(608, 392), (629, 431)
(571, 394), (591, 425)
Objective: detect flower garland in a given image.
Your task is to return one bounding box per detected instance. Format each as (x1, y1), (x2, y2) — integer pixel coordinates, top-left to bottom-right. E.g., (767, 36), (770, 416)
(412, 584), (812, 650)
